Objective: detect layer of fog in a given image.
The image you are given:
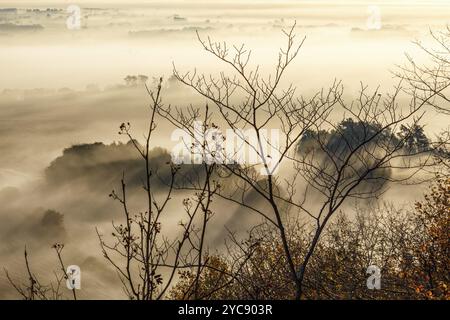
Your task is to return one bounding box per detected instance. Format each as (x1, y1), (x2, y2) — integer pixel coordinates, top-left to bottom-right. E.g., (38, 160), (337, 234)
(0, 1), (449, 299)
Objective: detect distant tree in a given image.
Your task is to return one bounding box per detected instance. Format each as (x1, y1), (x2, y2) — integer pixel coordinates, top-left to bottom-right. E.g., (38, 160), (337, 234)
(297, 118), (400, 154)
(39, 209), (66, 241)
(124, 75), (148, 87)
(405, 177), (449, 299)
(397, 124), (430, 153)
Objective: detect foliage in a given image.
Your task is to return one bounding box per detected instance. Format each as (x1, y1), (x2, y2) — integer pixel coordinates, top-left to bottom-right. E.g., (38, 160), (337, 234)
(170, 180), (449, 300)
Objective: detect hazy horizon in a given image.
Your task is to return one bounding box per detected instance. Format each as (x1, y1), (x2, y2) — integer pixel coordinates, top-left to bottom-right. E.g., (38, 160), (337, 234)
(0, 0), (448, 300)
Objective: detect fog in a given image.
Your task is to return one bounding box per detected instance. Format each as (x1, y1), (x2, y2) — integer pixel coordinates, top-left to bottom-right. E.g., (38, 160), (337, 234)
(0, 0), (449, 299)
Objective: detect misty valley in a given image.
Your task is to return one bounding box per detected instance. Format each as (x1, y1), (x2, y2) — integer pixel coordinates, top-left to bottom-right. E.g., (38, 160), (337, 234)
(0, 0), (448, 303)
